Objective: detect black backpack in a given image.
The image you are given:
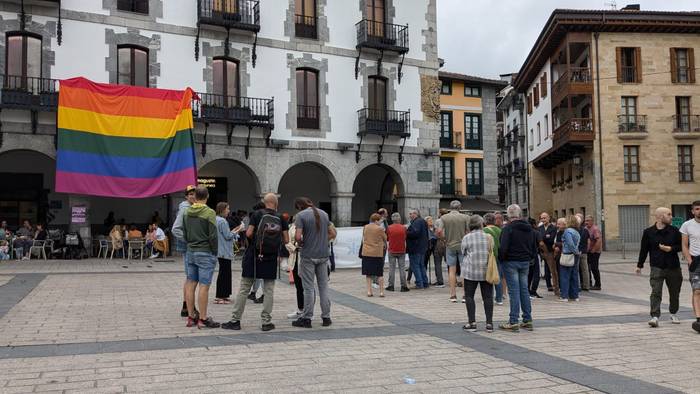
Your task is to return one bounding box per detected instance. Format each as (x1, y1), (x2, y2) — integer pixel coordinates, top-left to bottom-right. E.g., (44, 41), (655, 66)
(255, 211), (282, 258)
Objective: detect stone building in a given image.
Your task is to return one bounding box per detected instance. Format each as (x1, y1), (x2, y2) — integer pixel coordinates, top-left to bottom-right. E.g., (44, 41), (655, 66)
(514, 7), (700, 250)
(0, 0), (440, 242)
(437, 71), (505, 213)
(496, 73), (529, 217)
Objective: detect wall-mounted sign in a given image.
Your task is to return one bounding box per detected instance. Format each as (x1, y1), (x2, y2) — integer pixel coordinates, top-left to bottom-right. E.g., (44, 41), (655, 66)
(71, 205), (87, 224)
(417, 171), (432, 182)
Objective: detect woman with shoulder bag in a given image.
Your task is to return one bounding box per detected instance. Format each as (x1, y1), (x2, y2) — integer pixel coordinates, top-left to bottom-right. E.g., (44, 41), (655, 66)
(361, 213), (388, 297)
(460, 215), (495, 333)
(558, 216), (581, 302)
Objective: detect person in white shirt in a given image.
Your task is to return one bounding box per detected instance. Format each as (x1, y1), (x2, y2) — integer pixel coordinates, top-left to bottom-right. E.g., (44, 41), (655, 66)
(680, 200), (700, 333)
(150, 223), (168, 258)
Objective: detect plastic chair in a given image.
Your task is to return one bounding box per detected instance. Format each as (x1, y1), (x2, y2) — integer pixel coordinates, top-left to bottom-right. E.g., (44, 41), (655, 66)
(128, 239), (145, 261)
(97, 239), (110, 259)
(29, 240), (47, 260)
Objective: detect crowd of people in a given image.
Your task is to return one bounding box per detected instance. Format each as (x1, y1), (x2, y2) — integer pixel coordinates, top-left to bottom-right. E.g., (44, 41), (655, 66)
(0, 220), (48, 260)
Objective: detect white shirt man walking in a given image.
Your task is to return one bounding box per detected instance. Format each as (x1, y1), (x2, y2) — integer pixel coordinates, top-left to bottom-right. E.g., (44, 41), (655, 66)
(680, 200), (700, 333)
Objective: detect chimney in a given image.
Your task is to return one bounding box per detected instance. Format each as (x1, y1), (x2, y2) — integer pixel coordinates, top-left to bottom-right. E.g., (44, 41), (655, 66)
(621, 4), (641, 11)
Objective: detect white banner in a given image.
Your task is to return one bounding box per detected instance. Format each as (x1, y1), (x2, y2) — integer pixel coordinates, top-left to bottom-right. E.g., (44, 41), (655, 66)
(333, 227), (363, 268)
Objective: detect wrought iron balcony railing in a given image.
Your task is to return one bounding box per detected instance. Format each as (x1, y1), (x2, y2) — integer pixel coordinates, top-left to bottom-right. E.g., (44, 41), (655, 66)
(357, 108), (410, 137)
(618, 114), (647, 133)
(297, 104), (319, 129)
(0, 75), (59, 111)
(193, 93), (273, 128)
(197, 0), (260, 32)
(355, 19), (408, 53)
(673, 115), (700, 134)
(295, 14), (317, 39)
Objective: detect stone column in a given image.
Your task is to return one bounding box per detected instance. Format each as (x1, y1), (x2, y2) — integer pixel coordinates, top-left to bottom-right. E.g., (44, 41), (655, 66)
(330, 192), (354, 227)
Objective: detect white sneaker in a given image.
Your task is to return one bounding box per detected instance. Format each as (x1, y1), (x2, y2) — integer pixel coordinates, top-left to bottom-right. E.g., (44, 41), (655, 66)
(670, 314), (681, 324)
(648, 317), (659, 328)
(557, 298), (569, 302)
(574, 298), (580, 302)
(287, 310), (302, 319)
(149, 254), (159, 259)
(371, 283), (379, 289)
(495, 301), (504, 306)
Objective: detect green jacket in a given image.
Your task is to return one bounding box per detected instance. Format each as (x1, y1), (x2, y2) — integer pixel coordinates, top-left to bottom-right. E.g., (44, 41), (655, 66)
(182, 203), (218, 254)
(483, 225), (502, 259)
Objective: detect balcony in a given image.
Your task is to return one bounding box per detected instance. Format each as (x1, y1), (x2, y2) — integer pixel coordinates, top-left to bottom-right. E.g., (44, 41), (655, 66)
(534, 118), (594, 169)
(440, 181), (454, 195)
(673, 115), (700, 139)
(552, 67), (592, 107)
(617, 115), (648, 139)
(355, 19), (409, 54)
(297, 105), (319, 129)
(192, 93), (273, 128)
(294, 14), (317, 39)
(197, 0), (260, 32)
(0, 75), (59, 111)
(357, 108), (410, 137)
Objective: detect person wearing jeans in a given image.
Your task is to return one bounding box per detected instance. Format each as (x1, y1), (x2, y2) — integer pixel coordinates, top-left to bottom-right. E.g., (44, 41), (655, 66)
(406, 209), (429, 289)
(172, 185), (196, 318)
(558, 216), (581, 302)
(498, 204), (538, 332)
(386, 213), (409, 292)
(585, 215), (603, 290)
(461, 215), (494, 332)
(575, 214), (591, 291)
(483, 213), (503, 304)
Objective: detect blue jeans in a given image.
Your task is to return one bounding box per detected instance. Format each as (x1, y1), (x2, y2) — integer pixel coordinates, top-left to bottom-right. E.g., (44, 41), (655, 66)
(503, 260), (532, 324)
(559, 256), (580, 299)
(495, 260), (505, 302)
(186, 251), (217, 285)
(409, 253), (428, 288)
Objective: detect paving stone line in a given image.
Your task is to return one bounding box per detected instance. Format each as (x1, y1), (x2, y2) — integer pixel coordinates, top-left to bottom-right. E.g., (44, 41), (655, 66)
(0, 273), (46, 319)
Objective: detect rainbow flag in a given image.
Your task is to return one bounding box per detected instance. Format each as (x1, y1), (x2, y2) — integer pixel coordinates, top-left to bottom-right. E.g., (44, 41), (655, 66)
(56, 77), (197, 198)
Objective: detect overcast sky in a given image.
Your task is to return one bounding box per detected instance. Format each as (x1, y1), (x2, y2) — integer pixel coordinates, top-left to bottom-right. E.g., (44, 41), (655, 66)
(437, 0), (700, 79)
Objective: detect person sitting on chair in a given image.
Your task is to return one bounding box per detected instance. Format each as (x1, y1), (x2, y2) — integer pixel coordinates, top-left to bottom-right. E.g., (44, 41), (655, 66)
(150, 222), (168, 259)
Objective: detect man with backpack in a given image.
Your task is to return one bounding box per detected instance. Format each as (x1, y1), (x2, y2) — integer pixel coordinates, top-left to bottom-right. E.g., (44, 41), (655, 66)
(222, 193), (289, 332)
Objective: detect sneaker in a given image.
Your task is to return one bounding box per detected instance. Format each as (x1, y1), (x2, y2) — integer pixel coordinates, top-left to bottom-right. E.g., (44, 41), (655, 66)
(519, 320), (534, 331)
(247, 292), (256, 301)
(371, 283), (379, 289)
(400, 286), (410, 292)
(461, 297), (466, 304)
(254, 295), (264, 304)
(221, 320), (241, 330)
(591, 285), (602, 291)
(433, 283), (445, 288)
(449, 296), (458, 303)
(186, 316), (196, 328)
(261, 323), (275, 332)
(495, 301), (504, 306)
(197, 317), (220, 329)
(322, 318), (332, 327)
(670, 315), (681, 324)
(292, 318), (312, 328)
(532, 292), (543, 299)
(149, 254), (159, 259)
(462, 322), (477, 332)
(385, 286), (395, 292)
(693, 321), (700, 333)
(648, 317), (659, 328)
(557, 298), (569, 302)
(573, 298), (580, 302)
(287, 310), (303, 319)
(485, 324), (494, 333)
(499, 322), (520, 332)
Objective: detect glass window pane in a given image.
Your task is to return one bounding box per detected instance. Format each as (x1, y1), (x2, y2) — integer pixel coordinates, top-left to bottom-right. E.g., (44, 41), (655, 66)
(133, 48), (148, 87)
(26, 36), (41, 78)
(6, 36), (22, 77)
(226, 60), (238, 97)
(212, 60), (224, 96)
(306, 71), (317, 106)
(118, 47), (131, 85)
(296, 70), (305, 106)
(295, 0), (302, 15)
(304, 0), (315, 16)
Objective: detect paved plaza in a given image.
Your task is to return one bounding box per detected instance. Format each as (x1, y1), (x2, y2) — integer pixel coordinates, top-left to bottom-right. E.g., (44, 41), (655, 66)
(0, 254), (698, 394)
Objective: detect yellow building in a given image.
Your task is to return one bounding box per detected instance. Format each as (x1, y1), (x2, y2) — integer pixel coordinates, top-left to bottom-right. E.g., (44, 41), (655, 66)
(514, 7), (700, 250)
(438, 72), (506, 212)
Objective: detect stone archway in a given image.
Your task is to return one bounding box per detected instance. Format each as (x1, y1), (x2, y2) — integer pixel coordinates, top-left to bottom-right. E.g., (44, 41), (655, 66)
(351, 163), (405, 226)
(198, 159), (261, 213)
(277, 162), (336, 221)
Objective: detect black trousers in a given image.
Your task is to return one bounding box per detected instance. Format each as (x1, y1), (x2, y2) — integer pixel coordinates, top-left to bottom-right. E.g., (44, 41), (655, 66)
(292, 262), (304, 310)
(588, 252), (601, 287)
(215, 258), (232, 299)
(528, 258), (540, 295)
(650, 266), (683, 318)
(464, 279), (493, 324)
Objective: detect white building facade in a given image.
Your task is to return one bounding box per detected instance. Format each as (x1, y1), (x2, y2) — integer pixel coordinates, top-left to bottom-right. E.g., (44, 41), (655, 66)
(0, 0), (440, 240)
(496, 76), (528, 217)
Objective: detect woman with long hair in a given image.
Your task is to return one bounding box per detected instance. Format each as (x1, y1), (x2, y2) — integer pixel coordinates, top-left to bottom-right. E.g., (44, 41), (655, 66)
(215, 202), (238, 304)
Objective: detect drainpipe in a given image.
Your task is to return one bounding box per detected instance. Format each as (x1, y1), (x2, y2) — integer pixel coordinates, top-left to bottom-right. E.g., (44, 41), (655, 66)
(594, 31), (606, 250)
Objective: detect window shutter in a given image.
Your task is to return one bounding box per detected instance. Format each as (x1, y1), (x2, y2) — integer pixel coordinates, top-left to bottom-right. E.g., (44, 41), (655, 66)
(541, 73), (548, 97)
(689, 48), (696, 83)
(135, 0), (149, 14)
(670, 48), (678, 83)
(634, 47), (642, 83)
(616, 47), (623, 83)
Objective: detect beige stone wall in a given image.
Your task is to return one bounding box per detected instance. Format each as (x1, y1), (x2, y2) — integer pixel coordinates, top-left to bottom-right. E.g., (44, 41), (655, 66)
(528, 164), (553, 218)
(593, 32), (700, 247)
(550, 150), (597, 219)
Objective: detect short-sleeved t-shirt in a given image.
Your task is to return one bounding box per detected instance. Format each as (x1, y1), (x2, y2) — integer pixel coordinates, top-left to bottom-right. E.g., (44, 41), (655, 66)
(440, 211), (470, 251)
(386, 223), (407, 254)
(680, 219), (700, 257)
(295, 207), (330, 259)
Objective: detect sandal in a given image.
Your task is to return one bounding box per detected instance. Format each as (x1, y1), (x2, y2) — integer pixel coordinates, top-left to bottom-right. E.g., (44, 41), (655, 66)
(213, 299), (224, 304)
(367, 293), (373, 297)
(222, 299), (231, 304)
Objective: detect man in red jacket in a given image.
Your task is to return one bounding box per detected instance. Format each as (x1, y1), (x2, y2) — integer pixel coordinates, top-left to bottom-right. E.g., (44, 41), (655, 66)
(386, 212), (409, 292)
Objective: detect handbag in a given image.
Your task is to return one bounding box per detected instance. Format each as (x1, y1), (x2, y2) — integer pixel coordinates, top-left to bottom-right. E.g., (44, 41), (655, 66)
(560, 253), (575, 267)
(485, 235), (500, 285)
(329, 243), (336, 272)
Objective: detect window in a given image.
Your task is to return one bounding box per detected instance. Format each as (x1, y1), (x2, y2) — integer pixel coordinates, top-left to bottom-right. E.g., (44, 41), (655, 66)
(365, 0), (385, 37)
(464, 85), (481, 97)
(213, 0), (238, 13)
(368, 75), (387, 120)
(540, 73), (548, 97)
(620, 96), (638, 131)
(536, 122), (541, 145)
(441, 80), (452, 95)
(440, 111), (453, 148)
(295, 0), (317, 39)
(117, 45), (148, 87)
(117, 0), (148, 13)
(670, 48), (695, 84)
(529, 129), (534, 150)
(533, 85), (540, 107)
(580, 207), (586, 217)
(623, 145), (640, 182)
(5, 32), (41, 89)
(439, 158), (454, 195)
(212, 57), (239, 101)
(464, 114), (482, 149)
(678, 145), (694, 182)
(544, 114), (549, 139)
(675, 96), (691, 132)
(466, 159), (483, 195)
(296, 68), (319, 129)
(616, 47), (641, 83)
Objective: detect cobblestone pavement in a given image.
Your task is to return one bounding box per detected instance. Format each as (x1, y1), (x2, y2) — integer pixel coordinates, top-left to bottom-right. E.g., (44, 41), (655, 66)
(0, 253), (697, 393)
